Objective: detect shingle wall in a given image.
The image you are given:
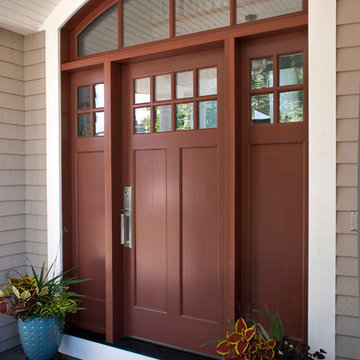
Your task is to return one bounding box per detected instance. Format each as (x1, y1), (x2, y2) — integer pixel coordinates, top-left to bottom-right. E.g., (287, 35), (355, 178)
(337, 0), (360, 358)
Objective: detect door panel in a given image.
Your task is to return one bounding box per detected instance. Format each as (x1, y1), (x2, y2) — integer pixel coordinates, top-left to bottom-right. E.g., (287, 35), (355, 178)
(122, 49), (225, 355)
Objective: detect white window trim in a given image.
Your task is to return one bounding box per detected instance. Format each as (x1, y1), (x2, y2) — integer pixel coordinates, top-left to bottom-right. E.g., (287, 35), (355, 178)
(42, 0), (336, 358)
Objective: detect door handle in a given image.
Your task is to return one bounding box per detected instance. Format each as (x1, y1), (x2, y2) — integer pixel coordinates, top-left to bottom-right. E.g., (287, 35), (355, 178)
(121, 186), (132, 249)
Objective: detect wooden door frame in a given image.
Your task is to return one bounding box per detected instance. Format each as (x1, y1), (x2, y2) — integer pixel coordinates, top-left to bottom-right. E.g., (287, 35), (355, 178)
(61, 15), (309, 345)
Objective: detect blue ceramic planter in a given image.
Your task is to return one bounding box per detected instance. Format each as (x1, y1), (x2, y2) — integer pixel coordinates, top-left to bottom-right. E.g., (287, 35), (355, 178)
(18, 317), (63, 360)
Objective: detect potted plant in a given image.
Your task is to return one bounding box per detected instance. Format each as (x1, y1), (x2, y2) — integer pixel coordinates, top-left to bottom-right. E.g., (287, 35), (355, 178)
(214, 308), (327, 360)
(0, 262), (88, 360)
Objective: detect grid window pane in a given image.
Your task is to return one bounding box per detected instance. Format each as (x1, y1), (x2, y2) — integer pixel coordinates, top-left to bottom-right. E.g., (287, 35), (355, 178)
(279, 91), (303, 123)
(94, 84), (104, 108)
(176, 103), (193, 130)
(95, 112), (105, 136)
(135, 107), (151, 133)
(78, 113), (91, 137)
(155, 74), (171, 101)
(199, 67), (217, 96)
(279, 53), (303, 87)
(199, 101), (217, 129)
(251, 58), (273, 89)
(123, 0), (169, 47)
(135, 77), (151, 104)
(78, 4), (118, 57)
(175, 0), (230, 37)
(236, 0), (302, 24)
(78, 86), (90, 110)
(176, 71), (193, 99)
(251, 94), (274, 125)
(155, 105), (172, 132)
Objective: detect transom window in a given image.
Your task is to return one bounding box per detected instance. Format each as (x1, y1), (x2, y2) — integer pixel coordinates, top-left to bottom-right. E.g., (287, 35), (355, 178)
(77, 83), (105, 137)
(133, 67), (218, 134)
(77, 0), (303, 57)
(250, 52), (304, 125)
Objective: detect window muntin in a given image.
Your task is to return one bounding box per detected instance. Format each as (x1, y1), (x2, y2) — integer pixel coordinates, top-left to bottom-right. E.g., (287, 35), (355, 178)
(78, 4), (118, 57)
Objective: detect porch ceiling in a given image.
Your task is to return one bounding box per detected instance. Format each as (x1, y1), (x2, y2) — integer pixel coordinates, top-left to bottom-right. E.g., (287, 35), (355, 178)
(0, 0), (63, 35)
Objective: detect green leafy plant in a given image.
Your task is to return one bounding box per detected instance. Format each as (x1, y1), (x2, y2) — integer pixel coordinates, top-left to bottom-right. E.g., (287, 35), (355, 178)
(0, 261), (89, 322)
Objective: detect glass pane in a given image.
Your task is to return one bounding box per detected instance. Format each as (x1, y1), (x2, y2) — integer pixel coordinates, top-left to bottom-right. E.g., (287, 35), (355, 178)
(279, 91), (303, 123)
(123, 0), (169, 47)
(251, 58), (273, 89)
(78, 86), (90, 110)
(176, 103), (193, 130)
(155, 105), (172, 132)
(155, 74), (171, 101)
(94, 112), (105, 136)
(135, 107), (151, 133)
(176, 71), (193, 99)
(236, 0), (302, 24)
(94, 84), (104, 108)
(135, 77), (150, 104)
(198, 67), (217, 96)
(279, 53), (303, 86)
(175, 0), (230, 36)
(251, 94), (274, 125)
(78, 113), (91, 137)
(78, 4), (118, 57)
(199, 101), (217, 129)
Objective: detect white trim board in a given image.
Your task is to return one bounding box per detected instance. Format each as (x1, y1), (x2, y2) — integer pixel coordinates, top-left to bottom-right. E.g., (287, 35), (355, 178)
(59, 335), (157, 360)
(44, 0), (337, 358)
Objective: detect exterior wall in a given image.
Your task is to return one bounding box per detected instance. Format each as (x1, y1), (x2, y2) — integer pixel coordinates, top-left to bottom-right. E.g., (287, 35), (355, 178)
(0, 29), (47, 353)
(336, 0), (360, 358)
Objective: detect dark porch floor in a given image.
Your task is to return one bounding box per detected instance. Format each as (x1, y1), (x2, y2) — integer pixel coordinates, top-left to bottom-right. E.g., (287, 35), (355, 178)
(0, 346), (79, 360)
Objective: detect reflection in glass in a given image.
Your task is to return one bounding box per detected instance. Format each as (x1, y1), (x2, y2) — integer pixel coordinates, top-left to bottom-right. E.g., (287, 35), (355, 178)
(94, 84), (104, 108)
(123, 0), (169, 47)
(251, 58), (273, 89)
(155, 74), (171, 101)
(251, 94), (274, 125)
(199, 101), (217, 129)
(176, 71), (193, 99)
(176, 103), (193, 130)
(155, 105), (172, 132)
(78, 113), (91, 137)
(78, 86), (90, 110)
(279, 91), (303, 123)
(78, 4), (118, 57)
(175, 0), (230, 36)
(135, 107), (151, 133)
(198, 67), (217, 96)
(236, 0), (302, 24)
(279, 53), (303, 86)
(95, 112), (105, 136)
(135, 77), (150, 104)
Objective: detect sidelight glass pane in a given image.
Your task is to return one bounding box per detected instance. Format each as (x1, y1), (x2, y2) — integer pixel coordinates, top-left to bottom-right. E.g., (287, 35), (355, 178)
(198, 67), (217, 96)
(279, 53), (303, 86)
(236, 0), (302, 24)
(78, 4), (118, 57)
(251, 58), (273, 89)
(175, 0), (230, 36)
(176, 103), (193, 130)
(251, 94), (273, 125)
(155, 105), (172, 132)
(176, 71), (193, 99)
(135, 77), (150, 104)
(123, 0), (169, 47)
(78, 113), (91, 137)
(135, 107), (151, 133)
(279, 91), (303, 123)
(155, 74), (171, 101)
(94, 112), (105, 136)
(94, 84), (104, 108)
(199, 101), (217, 129)
(78, 86), (90, 110)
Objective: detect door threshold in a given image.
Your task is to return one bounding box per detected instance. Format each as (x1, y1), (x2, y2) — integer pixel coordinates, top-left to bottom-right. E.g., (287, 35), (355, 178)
(64, 328), (219, 360)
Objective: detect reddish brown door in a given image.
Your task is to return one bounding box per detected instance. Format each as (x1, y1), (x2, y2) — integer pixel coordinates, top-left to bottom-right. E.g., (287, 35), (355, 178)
(122, 49), (226, 355)
(238, 31), (308, 341)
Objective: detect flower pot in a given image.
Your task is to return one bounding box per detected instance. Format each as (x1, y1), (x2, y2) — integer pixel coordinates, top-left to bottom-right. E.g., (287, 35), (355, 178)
(18, 317), (63, 360)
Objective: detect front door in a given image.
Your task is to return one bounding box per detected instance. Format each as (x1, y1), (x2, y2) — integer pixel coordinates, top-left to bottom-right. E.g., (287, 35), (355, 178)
(122, 49), (226, 354)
